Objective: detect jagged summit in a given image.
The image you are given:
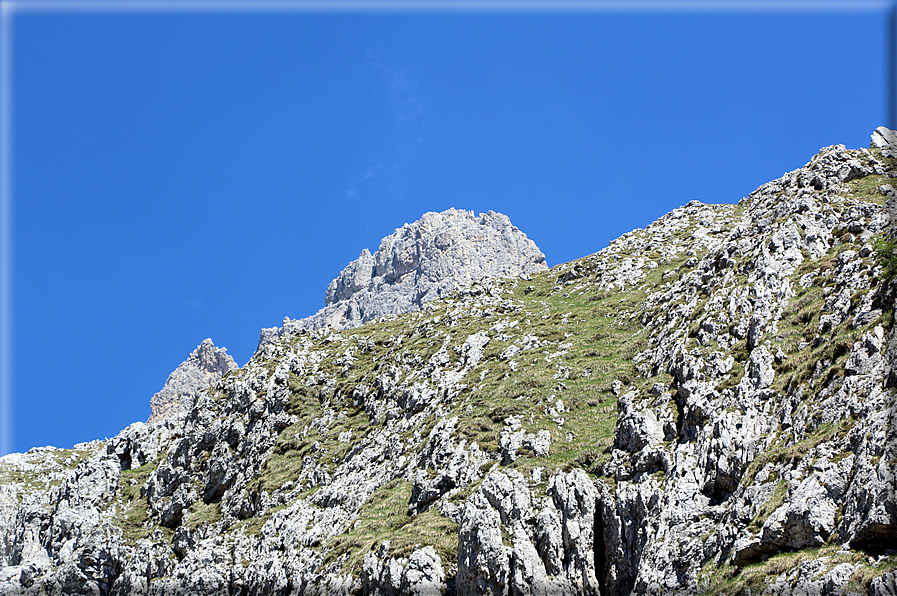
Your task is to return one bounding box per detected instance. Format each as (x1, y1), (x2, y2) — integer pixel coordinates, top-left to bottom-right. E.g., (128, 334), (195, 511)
(147, 339), (237, 424)
(329, 208), (544, 303)
(311, 208), (546, 329)
(259, 208), (547, 346)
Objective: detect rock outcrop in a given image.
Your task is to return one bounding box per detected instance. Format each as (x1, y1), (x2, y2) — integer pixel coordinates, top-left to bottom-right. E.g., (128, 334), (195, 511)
(147, 339), (238, 424)
(872, 126), (897, 149)
(260, 209), (547, 347)
(2, 130), (897, 595)
(457, 469), (602, 596)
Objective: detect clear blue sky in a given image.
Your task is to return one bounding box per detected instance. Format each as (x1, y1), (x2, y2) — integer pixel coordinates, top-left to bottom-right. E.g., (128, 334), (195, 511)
(4, 2), (893, 454)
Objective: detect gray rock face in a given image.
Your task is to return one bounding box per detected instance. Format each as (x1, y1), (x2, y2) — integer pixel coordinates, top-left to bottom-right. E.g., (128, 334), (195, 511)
(361, 542), (446, 596)
(871, 572), (897, 596)
(147, 339), (237, 424)
(324, 209), (546, 325)
(264, 209), (546, 341)
(457, 469), (601, 596)
(499, 416), (551, 464)
(409, 416), (490, 515)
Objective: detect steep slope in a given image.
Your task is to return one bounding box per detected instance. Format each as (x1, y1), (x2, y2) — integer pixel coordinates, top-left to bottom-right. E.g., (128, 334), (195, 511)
(1, 133), (896, 595)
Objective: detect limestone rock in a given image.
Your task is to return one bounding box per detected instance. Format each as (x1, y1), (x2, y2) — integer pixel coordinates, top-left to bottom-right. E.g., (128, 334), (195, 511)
(756, 477), (837, 552)
(499, 417), (551, 464)
(147, 339), (237, 423)
(409, 416), (489, 514)
(293, 209), (546, 333)
(871, 126), (897, 148)
(361, 543), (446, 596)
(870, 572), (897, 596)
(614, 390), (674, 453)
(457, 469), (601, 596)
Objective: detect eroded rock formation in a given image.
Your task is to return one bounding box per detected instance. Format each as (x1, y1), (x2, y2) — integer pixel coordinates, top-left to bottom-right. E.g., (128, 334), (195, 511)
(1, 132), (896, 595)
(259, 208), (547, 348)
(148, 339), (238, 424)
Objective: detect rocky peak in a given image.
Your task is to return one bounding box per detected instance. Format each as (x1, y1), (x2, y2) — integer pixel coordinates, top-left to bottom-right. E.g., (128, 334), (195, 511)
(318, 208), (547, 329)
(147, 339), (237, 424)
(325, 209), (546, 309)
(261, 208), (547, 344)
(871, 125), (897, 149)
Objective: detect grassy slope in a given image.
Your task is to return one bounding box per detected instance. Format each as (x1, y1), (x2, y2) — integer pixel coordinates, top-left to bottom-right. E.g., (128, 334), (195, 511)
(233, 202), (731, 575)
(104, 147), (897, 591)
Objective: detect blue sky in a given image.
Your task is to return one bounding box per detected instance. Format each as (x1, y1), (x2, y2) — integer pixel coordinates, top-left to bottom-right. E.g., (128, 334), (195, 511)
(2, 1), (893, 455)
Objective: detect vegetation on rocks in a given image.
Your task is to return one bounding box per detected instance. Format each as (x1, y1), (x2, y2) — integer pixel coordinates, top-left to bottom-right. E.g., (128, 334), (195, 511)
(2, 133), (897, 595)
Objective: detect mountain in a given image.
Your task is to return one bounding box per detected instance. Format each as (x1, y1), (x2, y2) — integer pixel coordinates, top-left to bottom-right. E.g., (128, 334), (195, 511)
(148, 339), (238, 424)
(258, 208), (548, 346)
(154, 209), (546, 425)
(1, 130), (896, 595)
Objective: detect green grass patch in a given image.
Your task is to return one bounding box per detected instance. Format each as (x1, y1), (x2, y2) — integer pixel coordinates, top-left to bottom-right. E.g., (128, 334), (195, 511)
(838, 164), (897, 206)
(323, 478), (458, 574)
(115, 460), (159, 543)
(872, 234), (897, 282)
(185, 499), (222, 529)
(747, 480), (787, 533)
(740, 420), (853, 489)
(700, 546), (895, 596)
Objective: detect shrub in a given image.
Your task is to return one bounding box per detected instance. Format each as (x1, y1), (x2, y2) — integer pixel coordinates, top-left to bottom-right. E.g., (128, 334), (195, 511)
(872, 234), (897, 281)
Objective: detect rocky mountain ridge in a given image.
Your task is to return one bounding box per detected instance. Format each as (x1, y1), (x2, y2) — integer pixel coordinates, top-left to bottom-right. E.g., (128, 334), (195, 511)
(259, 208), (547, 348)
(1, 129), (896, 595)
(158, 208), (546, 424)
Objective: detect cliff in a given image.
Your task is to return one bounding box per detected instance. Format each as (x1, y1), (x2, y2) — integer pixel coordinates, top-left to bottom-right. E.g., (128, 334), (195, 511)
(1, 131), (896, 595)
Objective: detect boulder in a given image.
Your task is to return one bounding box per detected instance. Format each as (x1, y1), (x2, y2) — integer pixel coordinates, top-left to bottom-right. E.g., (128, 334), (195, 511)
(871, 126), (897, 148)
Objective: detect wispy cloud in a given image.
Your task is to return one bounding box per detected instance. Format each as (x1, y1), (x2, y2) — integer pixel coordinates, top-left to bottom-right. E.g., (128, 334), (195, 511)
(365, 48), (424, 125)
(344, 49), (425, 202)
(364, 159), (381, 180)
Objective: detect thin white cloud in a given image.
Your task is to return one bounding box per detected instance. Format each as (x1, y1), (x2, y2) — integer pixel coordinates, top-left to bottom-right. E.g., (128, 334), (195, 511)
(364, 160), (382, 180)
(365, 48), (423, 125)
(343, 50), (425, 202)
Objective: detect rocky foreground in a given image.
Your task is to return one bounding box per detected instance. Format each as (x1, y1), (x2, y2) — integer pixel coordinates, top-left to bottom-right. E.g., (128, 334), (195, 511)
(1, 130), (897, 595)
